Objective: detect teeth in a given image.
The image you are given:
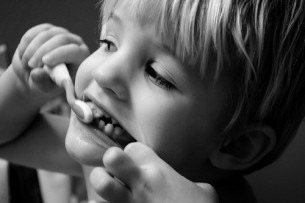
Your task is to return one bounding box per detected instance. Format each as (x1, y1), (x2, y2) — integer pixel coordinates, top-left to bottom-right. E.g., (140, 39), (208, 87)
(85, 100), (127, 140)
(104, 123), (114, 134)
(93, 110), (102, 118)
(98, 120), (105, 129)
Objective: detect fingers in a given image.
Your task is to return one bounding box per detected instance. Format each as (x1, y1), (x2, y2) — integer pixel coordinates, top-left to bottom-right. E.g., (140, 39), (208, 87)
(28, 68), (55, 93)
(18, 23), (89, 70)
(23, 26), (69, 67)
(90, 167), (131, 203)
(90, 146), (145, 203)
(28, 33), (85, 67)
(90, 143), (219, 203)
(18, 23), (53, 58)
(11, 23), (89, 99)
(103, 147), (142, 189)
(42, 42), (89, 67)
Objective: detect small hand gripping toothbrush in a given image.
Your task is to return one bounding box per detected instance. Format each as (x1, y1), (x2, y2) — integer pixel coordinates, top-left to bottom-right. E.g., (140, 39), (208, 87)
(43, 63), (93, 123)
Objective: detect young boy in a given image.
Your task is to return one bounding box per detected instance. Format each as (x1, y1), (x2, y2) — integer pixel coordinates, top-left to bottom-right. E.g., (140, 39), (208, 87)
(1, 0), (305, 202)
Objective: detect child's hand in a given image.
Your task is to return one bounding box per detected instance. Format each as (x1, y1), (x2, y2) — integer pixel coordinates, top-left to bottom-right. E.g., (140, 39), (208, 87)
(89, 142), (218, 203)
(11, 23), (89, 101)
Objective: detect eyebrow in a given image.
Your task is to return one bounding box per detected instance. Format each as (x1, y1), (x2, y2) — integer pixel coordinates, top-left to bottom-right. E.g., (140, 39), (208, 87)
(154, 40), (173, 55)
(108, 10), (174, 59)
(108, 11), (122, 26)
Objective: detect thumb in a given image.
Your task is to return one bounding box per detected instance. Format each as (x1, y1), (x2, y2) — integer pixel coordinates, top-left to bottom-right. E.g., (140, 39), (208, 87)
(29, 68), (61, 95)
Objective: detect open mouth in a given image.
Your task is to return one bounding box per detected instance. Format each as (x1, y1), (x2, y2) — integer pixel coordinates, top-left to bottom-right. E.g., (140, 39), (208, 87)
(82, 98), (136, 148)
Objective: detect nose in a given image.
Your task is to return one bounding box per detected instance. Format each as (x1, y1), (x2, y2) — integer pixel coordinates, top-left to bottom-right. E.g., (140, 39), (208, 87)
(92, 54), (132, 101)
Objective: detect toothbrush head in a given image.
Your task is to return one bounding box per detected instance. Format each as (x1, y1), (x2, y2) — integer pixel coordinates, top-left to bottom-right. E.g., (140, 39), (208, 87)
(72, 100), (93, 123)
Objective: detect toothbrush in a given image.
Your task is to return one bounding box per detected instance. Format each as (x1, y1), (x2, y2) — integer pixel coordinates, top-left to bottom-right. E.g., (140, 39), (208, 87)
(43, 63), (93, 123)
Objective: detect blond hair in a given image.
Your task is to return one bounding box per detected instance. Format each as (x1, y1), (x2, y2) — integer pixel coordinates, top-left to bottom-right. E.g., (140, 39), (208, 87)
(99, 0), (305, 174)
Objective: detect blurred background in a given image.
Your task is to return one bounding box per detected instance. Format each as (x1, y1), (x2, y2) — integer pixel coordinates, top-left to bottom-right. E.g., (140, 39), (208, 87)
(0, 0), (304, 203)
(0, 0), (99, 58)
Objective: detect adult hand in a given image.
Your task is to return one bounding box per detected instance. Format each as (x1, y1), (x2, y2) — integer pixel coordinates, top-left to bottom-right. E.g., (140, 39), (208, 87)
(90, 142), (218, 203)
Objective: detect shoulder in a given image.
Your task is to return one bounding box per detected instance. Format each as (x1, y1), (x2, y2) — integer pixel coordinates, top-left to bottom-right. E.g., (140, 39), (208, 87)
(213, 175), (257, 203)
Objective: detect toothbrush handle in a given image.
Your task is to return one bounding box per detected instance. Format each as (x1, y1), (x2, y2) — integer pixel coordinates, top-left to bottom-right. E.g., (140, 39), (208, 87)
(43, 63), (76, 104)
(43, 64), (93, 123)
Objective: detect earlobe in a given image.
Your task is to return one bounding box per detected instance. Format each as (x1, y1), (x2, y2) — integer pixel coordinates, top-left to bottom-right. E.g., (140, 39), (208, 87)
(210, 125), (276, 170)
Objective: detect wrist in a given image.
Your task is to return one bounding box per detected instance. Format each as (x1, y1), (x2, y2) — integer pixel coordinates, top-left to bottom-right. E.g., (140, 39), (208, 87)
(0, 66), (46, 144)
(9, 65), (49, 107)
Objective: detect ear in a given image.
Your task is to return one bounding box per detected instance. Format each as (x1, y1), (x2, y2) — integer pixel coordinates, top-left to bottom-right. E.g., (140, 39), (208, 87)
(210, 125), (276, 170)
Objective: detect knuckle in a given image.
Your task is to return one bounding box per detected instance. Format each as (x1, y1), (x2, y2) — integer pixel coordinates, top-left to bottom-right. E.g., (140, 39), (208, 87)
(67, 43), (79, 50)
(49, 25), (68, 33)
(71, 33), (83, 42)
(137, 166), (164, 194)
(38, 23), (53, 30)
(54, 33), (71, 44)
(22, 23), (52, 42)
(21, 31), (33, 44)
(39, 30), (52, 39)
(146, 164), (165, 181)
(40, 23), (53, 27)
(80, 44), (90, 56)
(95, 177), (115, 195)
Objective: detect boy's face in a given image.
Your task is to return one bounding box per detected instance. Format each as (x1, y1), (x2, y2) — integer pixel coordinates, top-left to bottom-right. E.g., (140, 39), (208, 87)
(66, 5), (234, 174)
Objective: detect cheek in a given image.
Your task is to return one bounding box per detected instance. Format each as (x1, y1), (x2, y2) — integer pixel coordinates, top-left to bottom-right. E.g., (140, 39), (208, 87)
(134, 94), (213, 163)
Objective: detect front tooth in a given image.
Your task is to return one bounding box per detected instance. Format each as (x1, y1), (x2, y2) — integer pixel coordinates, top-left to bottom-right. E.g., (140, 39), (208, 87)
(98, 120), (105, 129)
(104, 123), (114, 134)
(93, 110), (103, 118)
(86, 102), (104, 118)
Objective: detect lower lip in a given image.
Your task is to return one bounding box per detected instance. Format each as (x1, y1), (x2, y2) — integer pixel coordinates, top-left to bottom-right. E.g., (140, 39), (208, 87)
(72, 114), (120, 150)
(67, 113), (121, 166)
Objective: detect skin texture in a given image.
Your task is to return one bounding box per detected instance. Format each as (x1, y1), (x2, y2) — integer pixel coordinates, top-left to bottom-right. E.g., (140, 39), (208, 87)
(67, 2), (233, 172)
(0, 22), (220, 202)
(65, 4), (232, 202)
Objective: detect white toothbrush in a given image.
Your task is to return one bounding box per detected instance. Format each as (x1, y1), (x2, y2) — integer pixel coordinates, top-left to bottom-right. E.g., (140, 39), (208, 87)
(43, 63), (93, 123)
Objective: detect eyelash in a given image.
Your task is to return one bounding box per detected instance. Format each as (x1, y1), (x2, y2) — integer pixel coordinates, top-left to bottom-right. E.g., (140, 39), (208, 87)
(146, 63), (175, 91)
(98, 39), (175, 91)
(98, 39), (116, 51)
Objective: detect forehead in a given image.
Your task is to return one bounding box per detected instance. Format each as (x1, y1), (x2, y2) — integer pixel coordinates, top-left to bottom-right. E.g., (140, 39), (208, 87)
(100, 0), (237, 82)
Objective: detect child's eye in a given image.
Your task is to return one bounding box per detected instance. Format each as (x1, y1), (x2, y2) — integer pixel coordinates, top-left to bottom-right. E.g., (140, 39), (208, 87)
(99, 39), (117, 52)
(145, 64), (175, 91)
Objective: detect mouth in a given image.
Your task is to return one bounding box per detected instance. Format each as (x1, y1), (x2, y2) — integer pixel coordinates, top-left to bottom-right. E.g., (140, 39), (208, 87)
(81, 95), (136, 148)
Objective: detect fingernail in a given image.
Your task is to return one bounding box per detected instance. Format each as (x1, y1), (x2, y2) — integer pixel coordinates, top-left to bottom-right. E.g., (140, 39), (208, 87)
(42, 55), (48, 64)
(28, 58), (36, 68)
